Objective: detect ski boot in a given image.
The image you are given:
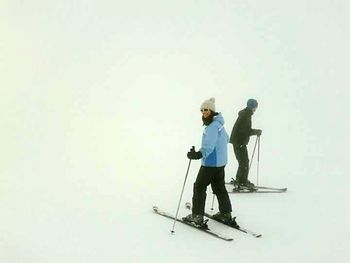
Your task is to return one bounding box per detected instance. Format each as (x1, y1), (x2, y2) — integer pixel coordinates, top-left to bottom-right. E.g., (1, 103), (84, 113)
(243, 180), (257, 191)
(245, 180), (255, 189)
(183, 214), (207, 228)
(211, 212), (232, 224)
(230, 216), (239, 228)
(235, 180), (256, 192)
(230, 178), (240, 187)
(212, 212), (239, 228)
(232, 179), (243, 191)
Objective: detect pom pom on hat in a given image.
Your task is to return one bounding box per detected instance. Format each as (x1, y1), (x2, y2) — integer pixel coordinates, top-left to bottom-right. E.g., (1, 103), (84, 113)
(200, 97), (216, 112)
(247, 98), (258, 109)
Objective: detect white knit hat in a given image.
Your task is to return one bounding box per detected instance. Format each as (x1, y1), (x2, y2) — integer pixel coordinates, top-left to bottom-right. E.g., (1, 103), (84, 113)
(200, 97), (216, 112)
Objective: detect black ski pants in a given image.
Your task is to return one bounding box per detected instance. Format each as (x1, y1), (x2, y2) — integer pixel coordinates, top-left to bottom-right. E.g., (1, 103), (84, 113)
(192, 166), (232, 216)
(233, 145), (249, 184)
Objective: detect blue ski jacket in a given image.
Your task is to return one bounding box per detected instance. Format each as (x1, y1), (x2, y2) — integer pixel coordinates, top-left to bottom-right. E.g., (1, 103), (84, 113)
(200, 113), (229, 167)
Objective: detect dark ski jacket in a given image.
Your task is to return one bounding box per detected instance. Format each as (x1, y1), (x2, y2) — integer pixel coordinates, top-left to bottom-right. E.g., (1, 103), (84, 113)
(229, 107), (258, 146)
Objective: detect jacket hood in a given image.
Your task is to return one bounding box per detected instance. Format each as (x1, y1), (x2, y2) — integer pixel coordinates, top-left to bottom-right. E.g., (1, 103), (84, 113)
(213, 113), (225, 126)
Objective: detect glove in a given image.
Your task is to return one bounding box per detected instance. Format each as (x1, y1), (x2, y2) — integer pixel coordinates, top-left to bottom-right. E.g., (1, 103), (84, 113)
(256, 129), (262, 136)
(187, 147), (202, 160)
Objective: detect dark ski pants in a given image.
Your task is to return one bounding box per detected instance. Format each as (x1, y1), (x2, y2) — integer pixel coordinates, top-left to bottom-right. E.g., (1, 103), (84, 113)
(233, 145), (249, 184)
(192, 166), (232, 216)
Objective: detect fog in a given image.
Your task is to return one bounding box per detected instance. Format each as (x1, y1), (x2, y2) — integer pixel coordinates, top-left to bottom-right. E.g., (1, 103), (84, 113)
(1, 1), (350, 262)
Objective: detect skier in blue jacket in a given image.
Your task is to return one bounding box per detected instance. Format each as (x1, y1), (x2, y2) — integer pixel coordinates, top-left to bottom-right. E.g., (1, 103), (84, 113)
(184, 98), (236, 227)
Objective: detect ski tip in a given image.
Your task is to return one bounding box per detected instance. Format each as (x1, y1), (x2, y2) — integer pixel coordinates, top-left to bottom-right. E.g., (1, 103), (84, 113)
(152, 206), (159, 212)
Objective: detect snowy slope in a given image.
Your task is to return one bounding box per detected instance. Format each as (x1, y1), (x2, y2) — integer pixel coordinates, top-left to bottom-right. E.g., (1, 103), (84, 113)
(1, 1), (350, 262)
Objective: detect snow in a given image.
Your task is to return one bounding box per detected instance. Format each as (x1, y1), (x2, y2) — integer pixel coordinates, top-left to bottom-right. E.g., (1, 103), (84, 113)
(1, 1), (350, 262)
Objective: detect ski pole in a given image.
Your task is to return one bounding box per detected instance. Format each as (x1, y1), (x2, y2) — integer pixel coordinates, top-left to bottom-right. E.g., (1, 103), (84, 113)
(210, 193), (215, 211)
(171, 146), (194, 234)
(248, 135), (259, 174)
(257, 135), (261, 187)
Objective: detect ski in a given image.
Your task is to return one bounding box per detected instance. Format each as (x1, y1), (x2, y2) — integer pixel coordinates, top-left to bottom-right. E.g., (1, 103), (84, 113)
(152, 206), (233, 241)
(254, 186), (287, 191)
(185, 202), (262, 238)
(229, 188), (286, 194)
(226, 178), (287, 192)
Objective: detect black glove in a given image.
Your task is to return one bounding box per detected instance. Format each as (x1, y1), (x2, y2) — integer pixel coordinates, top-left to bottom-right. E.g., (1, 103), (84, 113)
(187, 147), (202, 160)
(256, 129), (262, 136)
(253, 129), (262, 136)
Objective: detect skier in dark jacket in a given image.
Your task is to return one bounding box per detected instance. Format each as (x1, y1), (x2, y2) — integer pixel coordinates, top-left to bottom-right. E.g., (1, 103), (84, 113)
(229, 99), (262, 189)
(184, 97), (236, 227)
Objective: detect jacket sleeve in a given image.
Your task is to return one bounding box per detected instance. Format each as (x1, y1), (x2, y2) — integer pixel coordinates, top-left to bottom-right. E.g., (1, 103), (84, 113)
(250, 129), (259, 135)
